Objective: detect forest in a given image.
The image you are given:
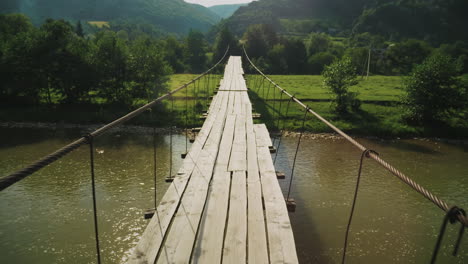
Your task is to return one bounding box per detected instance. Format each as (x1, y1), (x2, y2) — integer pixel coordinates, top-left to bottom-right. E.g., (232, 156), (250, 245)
(0, 14), (215, 106)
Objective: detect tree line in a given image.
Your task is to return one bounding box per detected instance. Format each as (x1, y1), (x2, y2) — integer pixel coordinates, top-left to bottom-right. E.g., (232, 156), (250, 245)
(0, 14), (216, 106)
(240, 24), (468, 76)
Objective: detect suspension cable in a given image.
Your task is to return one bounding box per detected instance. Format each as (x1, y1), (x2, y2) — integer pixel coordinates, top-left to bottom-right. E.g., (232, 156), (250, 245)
(243, 45), (468, 227)
(0, 47), (229, 192)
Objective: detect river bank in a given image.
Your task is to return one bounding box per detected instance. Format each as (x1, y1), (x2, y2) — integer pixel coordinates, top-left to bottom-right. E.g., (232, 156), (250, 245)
(2, 121), (467, 145)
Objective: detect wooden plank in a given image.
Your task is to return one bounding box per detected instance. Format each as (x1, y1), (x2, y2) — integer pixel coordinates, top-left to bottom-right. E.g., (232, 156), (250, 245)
(245, 94), (269, 264)
(228, 113), (246, 172)
(157, 89), (230, 264)
(191, 114), (236, 263)
(254, 124), (273, 147)
(222, 171), (247, 264)
(127, 90), (227, 264)
(256, 136), (299, 264)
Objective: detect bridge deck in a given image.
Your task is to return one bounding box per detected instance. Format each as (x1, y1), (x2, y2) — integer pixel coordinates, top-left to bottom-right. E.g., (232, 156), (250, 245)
(128, 56), (298, 264)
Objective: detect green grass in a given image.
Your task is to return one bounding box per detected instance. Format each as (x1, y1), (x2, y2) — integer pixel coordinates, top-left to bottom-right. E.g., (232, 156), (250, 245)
(247, 74), (468, 138)
(246, 75), (405, 102)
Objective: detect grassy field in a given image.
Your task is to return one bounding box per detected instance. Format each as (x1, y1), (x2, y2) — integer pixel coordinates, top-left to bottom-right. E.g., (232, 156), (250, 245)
(246, 75), (404, 102)
(87, 21), (110, 28)
(245, 75), (468, 138)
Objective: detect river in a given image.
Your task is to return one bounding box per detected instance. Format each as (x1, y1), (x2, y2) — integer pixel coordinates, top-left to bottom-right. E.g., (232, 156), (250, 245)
(0, 126), (467, 263)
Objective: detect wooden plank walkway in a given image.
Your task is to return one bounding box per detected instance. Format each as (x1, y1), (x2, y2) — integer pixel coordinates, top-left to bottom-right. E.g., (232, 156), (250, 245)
(128, 56), (298, 264)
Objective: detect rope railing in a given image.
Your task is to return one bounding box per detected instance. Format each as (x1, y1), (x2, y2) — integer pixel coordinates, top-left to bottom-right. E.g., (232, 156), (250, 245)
(0, 46), (229, 192)
(242, 46), (468, 228)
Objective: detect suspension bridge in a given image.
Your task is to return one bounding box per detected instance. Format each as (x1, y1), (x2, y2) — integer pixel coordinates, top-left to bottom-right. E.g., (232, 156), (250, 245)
(0, 47), (466, 264)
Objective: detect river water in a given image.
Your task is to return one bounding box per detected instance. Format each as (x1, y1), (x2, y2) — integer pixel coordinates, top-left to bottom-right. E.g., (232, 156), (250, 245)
(0, 126), (467, 263)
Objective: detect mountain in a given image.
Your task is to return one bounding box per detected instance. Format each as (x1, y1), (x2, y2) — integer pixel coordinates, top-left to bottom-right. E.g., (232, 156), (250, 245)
(223, 0), (468, 43)
(0, 0), (221, 34)
(209, 4), (246, 19)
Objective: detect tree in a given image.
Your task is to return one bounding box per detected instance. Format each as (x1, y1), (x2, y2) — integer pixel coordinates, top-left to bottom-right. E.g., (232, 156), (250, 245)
(213, 26), (239, 64)
(243, 24), (277, 59)
(283, 39), (307, 74)
(129, 36), (172, 101)
(403, 53), (467, 123)
(93, 31), (130, 104)
(164, 36), (186, 73)
(385, 39), (432, 74)
(308, 52), (336, 74)
(323, 57), (360, 114)
(306, 33), (332, 56)
(185, 29), (207, 73)
(75, 20), (84, 37)
(267, 44), (287, 74)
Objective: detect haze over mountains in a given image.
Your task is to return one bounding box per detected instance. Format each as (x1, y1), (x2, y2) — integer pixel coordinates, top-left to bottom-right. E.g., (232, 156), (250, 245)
(209, 4), (246, 19)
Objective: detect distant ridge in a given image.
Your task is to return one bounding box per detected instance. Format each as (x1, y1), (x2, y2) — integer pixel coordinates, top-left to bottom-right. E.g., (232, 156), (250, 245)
(209, 3), (247, 19)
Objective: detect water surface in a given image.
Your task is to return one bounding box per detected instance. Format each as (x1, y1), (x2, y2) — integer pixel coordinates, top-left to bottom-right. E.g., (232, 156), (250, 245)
(0, 127), (467, 263)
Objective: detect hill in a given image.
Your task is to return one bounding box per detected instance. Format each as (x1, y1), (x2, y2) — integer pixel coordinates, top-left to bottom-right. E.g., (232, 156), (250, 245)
(209, 4), (246, 19)
(223, 0), (468, 44)
(0, 0), (221, 34)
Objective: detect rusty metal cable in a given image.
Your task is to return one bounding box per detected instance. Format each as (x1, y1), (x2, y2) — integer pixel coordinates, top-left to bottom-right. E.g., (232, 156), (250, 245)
(243, 45), (468, 227)
(0, 46), (230, 192)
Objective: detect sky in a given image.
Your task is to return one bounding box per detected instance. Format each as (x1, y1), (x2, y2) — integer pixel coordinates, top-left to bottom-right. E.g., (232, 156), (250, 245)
(184, 0), (256, 7)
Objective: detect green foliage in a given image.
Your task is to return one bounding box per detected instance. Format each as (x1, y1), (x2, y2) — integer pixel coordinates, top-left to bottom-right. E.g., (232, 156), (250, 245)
(283, 39), (307, 74)
(403, 53), (467, 123)
(185, 30), (207, 73)
(306, 33), (332, 56)
(243, 24), (278, 59)
(386, 39), (432, 74)
(75, 20), (83, 37)
(323, 57), (360, 113)
(212, 26), (239, 64)
(353, 0), (468, 44)
(163, 36), (186, 73)
(0, 15), (173, 106)
(308, 52), (336, 74)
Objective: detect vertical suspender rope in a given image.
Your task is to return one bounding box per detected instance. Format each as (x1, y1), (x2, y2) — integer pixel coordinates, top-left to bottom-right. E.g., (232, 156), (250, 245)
(431, 207), (466, 264)
(169, 95), (174, 179)
(341, 149), (378, 264)
(272, 90), (283, 147)
(185, 77), (188, 154)
(274, 94), (293, 165)
(286, 105), (309, 201)
(153, 127), (158, 209)
(85, 135), (101, 264)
